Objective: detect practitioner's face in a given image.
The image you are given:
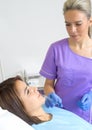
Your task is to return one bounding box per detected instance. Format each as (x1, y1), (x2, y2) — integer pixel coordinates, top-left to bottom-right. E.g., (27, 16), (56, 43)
(15, 80), (45, 114)
(64, 9), (92, 42)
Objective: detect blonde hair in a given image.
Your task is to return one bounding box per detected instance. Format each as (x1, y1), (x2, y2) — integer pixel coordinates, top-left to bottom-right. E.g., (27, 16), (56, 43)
(63, 0), (92, 37)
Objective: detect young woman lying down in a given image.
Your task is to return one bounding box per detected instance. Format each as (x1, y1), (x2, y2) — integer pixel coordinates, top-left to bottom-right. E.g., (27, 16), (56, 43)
(0, 76), (92, 130)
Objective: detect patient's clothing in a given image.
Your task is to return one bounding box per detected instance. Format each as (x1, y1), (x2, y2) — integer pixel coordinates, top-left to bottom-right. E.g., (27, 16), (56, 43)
(32, 106), (92, 130)
(40, 38), (92, 123)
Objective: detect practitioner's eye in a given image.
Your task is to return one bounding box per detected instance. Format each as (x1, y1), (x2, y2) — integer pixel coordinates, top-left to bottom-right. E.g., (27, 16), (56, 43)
(65, 23), (71, 26)
(75, 22), (82, 26)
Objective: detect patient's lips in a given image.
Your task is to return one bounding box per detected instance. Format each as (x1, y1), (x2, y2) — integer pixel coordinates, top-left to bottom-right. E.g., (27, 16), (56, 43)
(41, 94), (50, 101)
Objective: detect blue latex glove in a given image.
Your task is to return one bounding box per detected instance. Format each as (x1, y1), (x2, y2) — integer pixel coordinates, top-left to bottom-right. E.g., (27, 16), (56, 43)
(45, 92), (63, 108)
(78, 91), (92, 111)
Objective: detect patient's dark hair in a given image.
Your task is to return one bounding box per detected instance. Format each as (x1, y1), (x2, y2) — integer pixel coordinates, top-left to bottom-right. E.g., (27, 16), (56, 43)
(0, 76), (42, 125)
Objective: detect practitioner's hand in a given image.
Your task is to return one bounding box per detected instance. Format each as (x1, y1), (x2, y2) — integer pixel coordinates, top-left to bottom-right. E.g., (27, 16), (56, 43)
(45, 92), (63, 108)
(78, 91), (92, 111)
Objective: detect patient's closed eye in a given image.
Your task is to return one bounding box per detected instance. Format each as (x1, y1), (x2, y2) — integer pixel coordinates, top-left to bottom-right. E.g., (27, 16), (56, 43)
(24, 86), (30, 95)
(26, 88), (30, 95)
(26, 87), (34, 95)
(24, 86), (38, 95)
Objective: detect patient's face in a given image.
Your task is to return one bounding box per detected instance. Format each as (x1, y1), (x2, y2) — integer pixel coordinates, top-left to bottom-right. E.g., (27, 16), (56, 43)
(15, 80), (45, 115)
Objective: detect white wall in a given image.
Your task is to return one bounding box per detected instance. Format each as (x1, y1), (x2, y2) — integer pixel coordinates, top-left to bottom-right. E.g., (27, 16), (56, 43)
(0, 0), (68, 81)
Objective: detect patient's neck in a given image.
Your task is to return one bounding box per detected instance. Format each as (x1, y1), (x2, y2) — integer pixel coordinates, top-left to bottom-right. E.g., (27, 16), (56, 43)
(30, 107), (52, 121)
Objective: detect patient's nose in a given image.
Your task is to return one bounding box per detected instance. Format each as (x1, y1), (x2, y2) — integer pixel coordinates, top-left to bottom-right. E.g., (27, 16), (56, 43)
(29, 86), (38, 93)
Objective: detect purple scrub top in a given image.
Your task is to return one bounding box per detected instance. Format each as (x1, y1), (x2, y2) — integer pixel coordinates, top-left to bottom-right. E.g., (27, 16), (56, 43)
(40, 38), (92, 123)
